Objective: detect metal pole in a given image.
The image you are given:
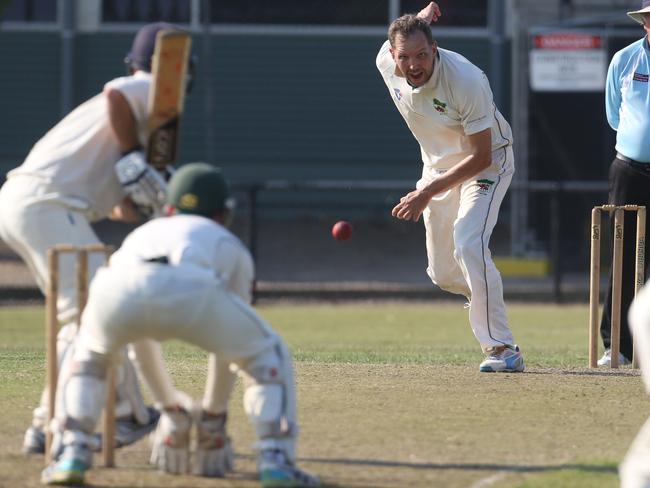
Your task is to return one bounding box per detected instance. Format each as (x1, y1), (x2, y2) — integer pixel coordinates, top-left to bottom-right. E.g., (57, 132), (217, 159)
(60, 0), (76, 116)
(248, 185), (259, 262)
(388, 0), (400, 22)
(488, 0), (507, 112)
(248, 185), (259, 304)
(190, 0), (201, 31)
(509, 1), (530, 257)
(202, 0), (215, 165)
(550, 189), (561, 303)
(559, 0), (574, 21)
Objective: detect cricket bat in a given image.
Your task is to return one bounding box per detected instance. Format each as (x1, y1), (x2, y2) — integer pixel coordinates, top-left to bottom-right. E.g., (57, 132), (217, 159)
(146, 30), (192, 170)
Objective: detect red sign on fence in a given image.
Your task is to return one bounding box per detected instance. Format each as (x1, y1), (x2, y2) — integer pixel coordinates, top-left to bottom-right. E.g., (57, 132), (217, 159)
(534, 33), (602, 50)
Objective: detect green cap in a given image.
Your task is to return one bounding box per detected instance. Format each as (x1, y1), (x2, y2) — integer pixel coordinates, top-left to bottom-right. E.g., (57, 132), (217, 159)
(167, 163), (230, 217)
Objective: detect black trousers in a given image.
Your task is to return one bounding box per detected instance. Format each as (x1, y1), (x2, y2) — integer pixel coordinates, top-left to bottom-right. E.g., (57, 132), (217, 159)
(600, 157), (650, 360)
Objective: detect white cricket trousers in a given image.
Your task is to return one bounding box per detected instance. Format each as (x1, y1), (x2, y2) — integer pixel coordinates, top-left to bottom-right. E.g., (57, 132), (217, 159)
(0, 175), (104, 323)
(80, 263), (278, 359)
(620, 283), (650, 488)
(420, 147), (515, 351)
(78, 261), (298, 458)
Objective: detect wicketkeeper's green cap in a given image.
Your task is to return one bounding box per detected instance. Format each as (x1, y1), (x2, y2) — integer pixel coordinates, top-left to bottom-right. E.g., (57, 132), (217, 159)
(167, 163), (231, 217)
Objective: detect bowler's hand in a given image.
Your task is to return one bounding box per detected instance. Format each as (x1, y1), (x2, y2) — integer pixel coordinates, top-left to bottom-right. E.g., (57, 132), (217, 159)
(417, 2), (441, 23)
(392, 189), (432, 222)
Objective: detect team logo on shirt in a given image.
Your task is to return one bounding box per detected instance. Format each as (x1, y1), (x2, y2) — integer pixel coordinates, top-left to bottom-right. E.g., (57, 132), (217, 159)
(633, 72), (649, 82)
(393, 88), (403, 100)
(433, 98), (447, 113)
(476, 179), (494, 195)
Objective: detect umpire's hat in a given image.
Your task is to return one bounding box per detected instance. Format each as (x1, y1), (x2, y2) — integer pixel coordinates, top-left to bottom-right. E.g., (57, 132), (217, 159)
(628, 0), (650, 24)
(167, 163), (234, 217)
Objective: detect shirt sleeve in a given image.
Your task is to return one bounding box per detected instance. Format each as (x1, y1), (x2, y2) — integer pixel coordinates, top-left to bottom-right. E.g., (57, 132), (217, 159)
(214, 237), (255, 304)
(605, 52), (622, 131)
(104, 75), (150, 126)
(376, 40), (394, 76)
(229, 249), (255, 304)
(457, 70), (494, 136)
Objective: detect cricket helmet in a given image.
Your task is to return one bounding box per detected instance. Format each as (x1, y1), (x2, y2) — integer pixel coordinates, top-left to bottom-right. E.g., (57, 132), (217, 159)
(167, 163), (234, 217)
(124, 22), (197, 92)
(125, 22), (177, 73)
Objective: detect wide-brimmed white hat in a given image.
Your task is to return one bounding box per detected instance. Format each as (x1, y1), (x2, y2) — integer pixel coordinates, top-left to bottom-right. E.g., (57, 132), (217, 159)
(628, 0), (650, 24)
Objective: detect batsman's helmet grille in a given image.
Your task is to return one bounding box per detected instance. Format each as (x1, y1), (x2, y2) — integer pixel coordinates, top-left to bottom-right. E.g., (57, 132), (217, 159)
(167, 163), (232, 217)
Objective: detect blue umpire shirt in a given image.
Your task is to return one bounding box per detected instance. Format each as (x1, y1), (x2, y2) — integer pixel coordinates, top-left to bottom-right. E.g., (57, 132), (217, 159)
(605, 36), (650, 163)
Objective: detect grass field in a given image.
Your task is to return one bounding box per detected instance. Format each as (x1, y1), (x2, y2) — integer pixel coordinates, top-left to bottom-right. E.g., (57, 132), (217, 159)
(1, 301), (649, 487)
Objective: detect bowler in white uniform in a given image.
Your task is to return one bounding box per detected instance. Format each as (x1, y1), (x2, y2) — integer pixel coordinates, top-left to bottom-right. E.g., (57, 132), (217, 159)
(41, 163), (320, 488)
(377, 3), (523, 372)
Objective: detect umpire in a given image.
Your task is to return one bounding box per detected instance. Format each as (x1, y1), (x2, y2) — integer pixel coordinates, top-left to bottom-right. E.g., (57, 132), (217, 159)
(598, 1), (650, 366)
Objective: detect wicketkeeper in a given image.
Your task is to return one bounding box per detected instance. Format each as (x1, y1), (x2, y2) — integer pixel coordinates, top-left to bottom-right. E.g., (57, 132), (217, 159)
(41, 163), (320, 488)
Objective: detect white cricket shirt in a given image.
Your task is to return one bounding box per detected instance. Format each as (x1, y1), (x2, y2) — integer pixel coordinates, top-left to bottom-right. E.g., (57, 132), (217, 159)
(8, 71), (151, 220)
(376, 40), (512, 170)
(110, 214), (255, 303)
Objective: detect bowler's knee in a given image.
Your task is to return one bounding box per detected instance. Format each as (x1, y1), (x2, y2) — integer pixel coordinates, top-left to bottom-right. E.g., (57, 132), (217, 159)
(453, 232), (482, 264)
(426, 265), (469, 296)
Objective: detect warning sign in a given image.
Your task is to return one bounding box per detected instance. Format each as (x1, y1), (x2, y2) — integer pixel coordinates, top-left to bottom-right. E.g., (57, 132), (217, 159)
(530, 33), (606, 92)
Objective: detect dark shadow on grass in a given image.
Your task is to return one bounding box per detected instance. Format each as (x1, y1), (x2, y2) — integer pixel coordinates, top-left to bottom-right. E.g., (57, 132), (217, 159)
(237, 453), (616, 476)
(298, 457), (617, 474)
(524, 367), (640, 377)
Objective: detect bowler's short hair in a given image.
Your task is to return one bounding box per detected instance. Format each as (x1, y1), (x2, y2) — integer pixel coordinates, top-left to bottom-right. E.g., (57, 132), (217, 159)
(388, 14), (435, 47)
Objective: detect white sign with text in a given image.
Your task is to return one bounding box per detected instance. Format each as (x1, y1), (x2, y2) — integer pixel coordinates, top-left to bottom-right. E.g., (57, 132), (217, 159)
(530, 33), (606, 92)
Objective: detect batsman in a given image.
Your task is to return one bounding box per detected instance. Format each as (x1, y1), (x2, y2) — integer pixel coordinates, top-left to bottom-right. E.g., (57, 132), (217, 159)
(41, 164), (320, 488)
(0, 22), (193, 453)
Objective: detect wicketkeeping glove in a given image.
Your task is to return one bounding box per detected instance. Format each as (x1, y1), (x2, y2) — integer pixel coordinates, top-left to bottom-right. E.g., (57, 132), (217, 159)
(149, 407), (191, 474)
(193, 411), (234, 477)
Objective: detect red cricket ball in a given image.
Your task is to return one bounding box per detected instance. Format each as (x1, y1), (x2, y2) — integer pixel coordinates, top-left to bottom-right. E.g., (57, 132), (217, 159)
(332, 220), (353, 241)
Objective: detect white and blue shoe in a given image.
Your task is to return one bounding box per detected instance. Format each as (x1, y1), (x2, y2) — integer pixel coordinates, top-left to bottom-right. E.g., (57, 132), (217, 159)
(479, 345), (525, 372)
(259, 449), (320, 487)
(597, 349), (631, 367)
(41, 444), (91, 486)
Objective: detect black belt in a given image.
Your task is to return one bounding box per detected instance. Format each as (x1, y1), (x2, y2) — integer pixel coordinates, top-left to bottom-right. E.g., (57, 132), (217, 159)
(616, 152), (650, 172)
(144, 256), (169, 264)
(617, 152), (649, 165)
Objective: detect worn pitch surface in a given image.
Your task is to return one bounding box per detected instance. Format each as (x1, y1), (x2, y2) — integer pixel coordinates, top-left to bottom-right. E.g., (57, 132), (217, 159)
(0, 303), (647, 487)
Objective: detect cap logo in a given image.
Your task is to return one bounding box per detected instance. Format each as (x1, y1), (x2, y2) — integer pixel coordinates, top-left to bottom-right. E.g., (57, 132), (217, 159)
(179, 193), (198, 209)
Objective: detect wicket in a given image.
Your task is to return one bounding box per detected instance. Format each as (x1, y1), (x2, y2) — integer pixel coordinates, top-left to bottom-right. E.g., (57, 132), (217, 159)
(45, 244), (115, 466)
(589, 205), (646, 369)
